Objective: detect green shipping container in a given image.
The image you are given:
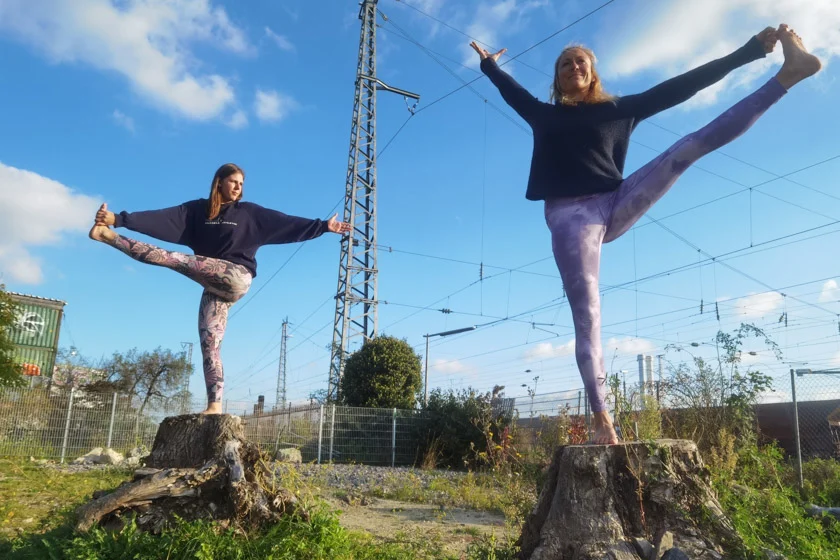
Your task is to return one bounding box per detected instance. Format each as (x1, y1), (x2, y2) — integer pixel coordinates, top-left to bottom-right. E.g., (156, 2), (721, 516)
(8, 293), (66, 377)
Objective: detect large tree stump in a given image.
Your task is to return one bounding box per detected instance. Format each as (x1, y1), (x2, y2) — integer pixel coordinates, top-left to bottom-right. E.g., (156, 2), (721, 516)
(518, 440), (742, 560)
(75, 414), (305, 533)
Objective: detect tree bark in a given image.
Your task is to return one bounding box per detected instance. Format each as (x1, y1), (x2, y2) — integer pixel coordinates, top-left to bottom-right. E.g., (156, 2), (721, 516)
(75, 413), (305, 534)
(518, 440), (743, 560)
(145, 413), (245, 468)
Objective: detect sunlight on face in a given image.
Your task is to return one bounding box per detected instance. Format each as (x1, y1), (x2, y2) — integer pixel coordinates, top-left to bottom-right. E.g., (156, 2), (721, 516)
(558, 48), (593, 96)
(219, 172), (244, 203)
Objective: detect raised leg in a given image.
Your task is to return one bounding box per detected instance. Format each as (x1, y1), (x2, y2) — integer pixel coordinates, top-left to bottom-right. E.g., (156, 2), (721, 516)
(98, 233), (252, 301)
(604, 77), (787, 242)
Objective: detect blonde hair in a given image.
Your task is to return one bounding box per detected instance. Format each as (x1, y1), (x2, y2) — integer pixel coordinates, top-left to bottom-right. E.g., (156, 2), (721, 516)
(207, 163), (245, 220)
(550, 45), (614, 105)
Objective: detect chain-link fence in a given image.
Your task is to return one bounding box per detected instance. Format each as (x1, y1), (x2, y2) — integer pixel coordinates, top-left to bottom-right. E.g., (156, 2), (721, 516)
(237, 404), (432, 466)
(783, 368), (840, 488)
(0, 386), (434, 466)
(0, 386), (193, 462)
(511, 389), (590, 455)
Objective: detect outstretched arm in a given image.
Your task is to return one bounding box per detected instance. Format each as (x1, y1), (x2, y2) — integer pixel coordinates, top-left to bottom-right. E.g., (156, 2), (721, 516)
(102, 202), (194, 245)
(620, 29), (776, 122)
(253, 206), (350, 246)
(472, 41), (543, 124)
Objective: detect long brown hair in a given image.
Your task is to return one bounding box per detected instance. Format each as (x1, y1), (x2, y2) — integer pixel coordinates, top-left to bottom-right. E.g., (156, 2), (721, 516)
(207, 163), (245, 220)
(549, 45), (614, 106)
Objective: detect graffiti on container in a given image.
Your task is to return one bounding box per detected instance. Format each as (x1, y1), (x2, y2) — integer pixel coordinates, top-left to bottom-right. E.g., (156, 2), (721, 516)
(14, 311), (45, 338)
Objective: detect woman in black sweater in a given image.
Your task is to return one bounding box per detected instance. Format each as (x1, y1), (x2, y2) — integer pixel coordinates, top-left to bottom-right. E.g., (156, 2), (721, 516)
(89, 163), (351, 414)
(472, 24), (821, 443)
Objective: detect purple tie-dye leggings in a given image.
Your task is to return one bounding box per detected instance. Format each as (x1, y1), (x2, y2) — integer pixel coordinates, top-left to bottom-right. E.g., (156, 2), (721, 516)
(545, 77), (786, 413)
(107, 235), (252, 404)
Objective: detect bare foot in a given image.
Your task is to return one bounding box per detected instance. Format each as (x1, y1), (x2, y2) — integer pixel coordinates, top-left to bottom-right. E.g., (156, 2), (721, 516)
(200, 402), (223, 415)
(775, 24), (821, 90)
(590, 411), (620, 445)
(88, 223), (116, 243)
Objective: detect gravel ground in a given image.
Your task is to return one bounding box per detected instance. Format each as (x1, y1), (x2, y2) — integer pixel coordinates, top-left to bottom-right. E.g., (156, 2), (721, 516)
(293, 463), (469, 494)
(32, 458), (482, 496)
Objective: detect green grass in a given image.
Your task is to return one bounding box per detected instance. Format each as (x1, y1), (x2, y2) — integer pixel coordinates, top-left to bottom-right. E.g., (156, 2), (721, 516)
(4, 509), (448, 560)
(0, 458), (132, 536)
(713, 444), (840, 560)
(0, 458), (518, 559)
(363, 470), (537, 520)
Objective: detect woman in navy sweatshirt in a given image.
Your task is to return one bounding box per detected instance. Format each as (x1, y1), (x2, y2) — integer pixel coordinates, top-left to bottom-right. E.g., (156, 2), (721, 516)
(88, 163), (351, 414)
(472, 24), (821, 444)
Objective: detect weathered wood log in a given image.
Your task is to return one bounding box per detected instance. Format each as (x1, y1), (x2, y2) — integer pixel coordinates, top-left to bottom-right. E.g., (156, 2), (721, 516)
(518, 440), (742, 560)
(75, 414), (306, 534)
(76, 464), (219, 532)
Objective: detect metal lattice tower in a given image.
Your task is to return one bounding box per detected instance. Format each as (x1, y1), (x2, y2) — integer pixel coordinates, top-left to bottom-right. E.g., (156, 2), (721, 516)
(328, 0), (418, 401)
(276, 318), (289, 408)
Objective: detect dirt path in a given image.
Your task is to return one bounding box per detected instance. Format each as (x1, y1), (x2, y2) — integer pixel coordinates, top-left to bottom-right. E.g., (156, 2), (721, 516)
(323, 495), (514, 556)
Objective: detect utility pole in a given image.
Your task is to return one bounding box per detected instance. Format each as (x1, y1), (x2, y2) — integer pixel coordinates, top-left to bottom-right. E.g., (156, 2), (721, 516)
(276, 318), (289, 408)
(327, 0), (419, 401)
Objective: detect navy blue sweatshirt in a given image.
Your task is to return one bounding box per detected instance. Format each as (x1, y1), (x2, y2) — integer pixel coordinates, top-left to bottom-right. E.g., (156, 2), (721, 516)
(114, 199), (330, 277)
(480, 37), (767, 201)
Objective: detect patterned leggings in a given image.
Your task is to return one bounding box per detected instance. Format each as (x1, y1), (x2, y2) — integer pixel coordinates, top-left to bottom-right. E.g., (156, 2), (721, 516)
(108, 236), (252, 404)
(545, 77), (786, 413)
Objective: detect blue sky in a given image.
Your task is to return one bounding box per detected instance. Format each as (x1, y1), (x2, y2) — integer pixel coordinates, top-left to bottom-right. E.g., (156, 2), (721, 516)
(1, 0), (839, 409)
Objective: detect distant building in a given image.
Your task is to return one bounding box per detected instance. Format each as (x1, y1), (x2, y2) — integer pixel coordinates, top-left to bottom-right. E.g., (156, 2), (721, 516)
(7, 292), (66, 380)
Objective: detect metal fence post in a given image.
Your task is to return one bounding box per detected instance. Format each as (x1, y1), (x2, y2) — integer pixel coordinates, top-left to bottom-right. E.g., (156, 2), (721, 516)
(791, 369), (804, 490)
(317, 404), (324, 464)
(106, 392), (118, 449)
(584, 389), (591, 439)
(329, 404), (336, 462)
(391, 408), (397, 468)
(59, 387), (75, 464)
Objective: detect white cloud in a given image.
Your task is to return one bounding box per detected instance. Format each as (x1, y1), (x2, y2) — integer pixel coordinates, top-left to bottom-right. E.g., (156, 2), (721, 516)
(431, 359), (473, 375)
(524, 336), (653, 361)
(254, 89), (299, 123)
(0, 0), (251, 122)
(604, 337), (655, 355)
(225, 109), (248, 129)
(111, 109), (135, 133)
(729, 291), (785, 318)
(602, 0), (840, 107)
(819, 280), (840, 303)
(460, 0), (548, 67)
(265, 27), (295, 52)
(0, 162), (100, 284)
(411, 0), (445, 14)
(524, 339), (575, 360)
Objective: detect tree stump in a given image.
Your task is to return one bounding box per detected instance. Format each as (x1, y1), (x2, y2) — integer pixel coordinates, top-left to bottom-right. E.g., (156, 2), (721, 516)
(518, 440), (742, 560)
(75, 414), (305, 533)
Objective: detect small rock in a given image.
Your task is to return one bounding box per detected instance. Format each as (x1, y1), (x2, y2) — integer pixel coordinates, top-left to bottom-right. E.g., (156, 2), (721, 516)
(632, 537), (653, 559)
(100, 448), (124, 465)
(128, 446), (149, 459)
(275, 448), (302, 464)
(72, 447), (104, 465)
(805, 504), (840, 521)
(730, 483), (751, 497)
(661, 549), (689, 560)
(762, 549), (787, 560)
(653, 530), (674, 559)
(125, 456), (141, 467)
